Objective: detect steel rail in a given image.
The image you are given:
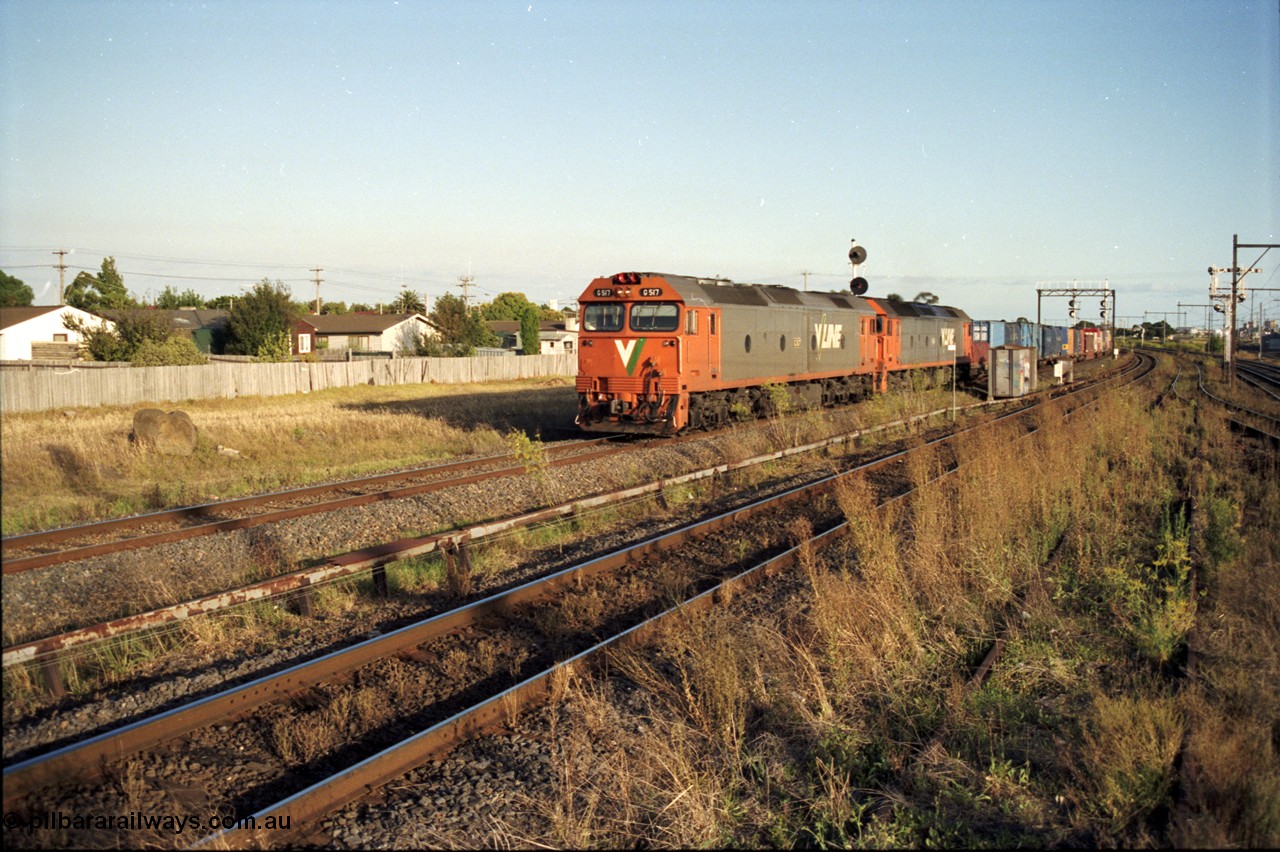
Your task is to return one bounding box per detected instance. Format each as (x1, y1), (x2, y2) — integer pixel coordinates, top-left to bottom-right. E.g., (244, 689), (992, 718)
(1195, 365), (1280, 431)
(2, 356), (1145, 811)
(1235, 361), (1280, 404)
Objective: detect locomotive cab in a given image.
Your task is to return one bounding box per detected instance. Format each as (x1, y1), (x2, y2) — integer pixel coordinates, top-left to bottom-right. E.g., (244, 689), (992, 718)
(575, 273), (692, 434)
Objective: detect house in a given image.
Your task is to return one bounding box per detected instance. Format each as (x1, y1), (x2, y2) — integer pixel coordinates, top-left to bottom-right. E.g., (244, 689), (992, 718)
(538, 317), (579, 355)
(98, 308), (230, 354)
(0, 305), (117, 360)
(293, 313), (433, 355)
(485, 316), (579, 355)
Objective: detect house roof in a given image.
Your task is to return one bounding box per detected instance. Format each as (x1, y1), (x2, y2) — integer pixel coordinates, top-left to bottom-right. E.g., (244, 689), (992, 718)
(299, 313), (426, 334)
(0, 306), (63, 331)
(97, 308), (230, 330)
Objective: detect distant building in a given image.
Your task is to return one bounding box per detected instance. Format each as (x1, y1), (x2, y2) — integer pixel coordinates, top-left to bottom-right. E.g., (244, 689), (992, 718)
(0, 305), (117, 360)
(293, 313), (432, 355)
(485, 316), (578, 355)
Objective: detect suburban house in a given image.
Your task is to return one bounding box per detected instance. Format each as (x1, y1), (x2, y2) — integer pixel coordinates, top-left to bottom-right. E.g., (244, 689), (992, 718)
(0, 305), (117, 360)
(485, 316), (579, 355)
(293, 313), (433, 356)
(98, 308), (231, 354)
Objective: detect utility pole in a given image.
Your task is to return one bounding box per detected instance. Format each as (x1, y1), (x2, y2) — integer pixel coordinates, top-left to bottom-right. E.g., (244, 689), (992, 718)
(457, 275), (474, 312)
(310, 267), (323, 315)
(52, 249), (68, 305)
(801, 270), (811, 292)
(1210, 234), (1274, 386)
(1144, 310), (1180, 344)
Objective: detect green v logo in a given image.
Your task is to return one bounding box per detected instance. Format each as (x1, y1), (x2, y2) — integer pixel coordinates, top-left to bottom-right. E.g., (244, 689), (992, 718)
(614, 339), (646, 375)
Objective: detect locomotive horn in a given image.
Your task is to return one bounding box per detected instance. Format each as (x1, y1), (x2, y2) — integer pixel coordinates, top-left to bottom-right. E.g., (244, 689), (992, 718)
(850, 276), (868, 295)
(848, 244), (868, 265)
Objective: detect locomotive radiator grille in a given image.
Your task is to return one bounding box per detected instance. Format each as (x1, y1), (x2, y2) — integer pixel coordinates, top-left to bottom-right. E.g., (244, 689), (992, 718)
(577, 376), (680, 395)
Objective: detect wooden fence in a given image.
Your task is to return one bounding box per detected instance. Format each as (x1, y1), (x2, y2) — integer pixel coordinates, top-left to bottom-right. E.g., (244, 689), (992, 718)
(0, 353), (577, 413)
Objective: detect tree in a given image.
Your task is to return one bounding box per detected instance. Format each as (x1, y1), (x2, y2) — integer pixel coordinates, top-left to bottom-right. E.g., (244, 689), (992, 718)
(540, 303), (568, 322)
(0, 270), (34, 307)
(227, 279), (297, 358)
(912, 291), (940, 305)
(205, 295), (235, 310)
(63, 309), (173, 362)
(155, 286), (205, 309)
(65, 257), (134, 310)
(887, 292), (904, 301)
(481, 291), (537, 322)
(426, 292), (497, 356)
(349, 303), (373, 313)
(520, 307), (541, 355)
(391, 289), (426, 314)
(320, 300), (351, 314)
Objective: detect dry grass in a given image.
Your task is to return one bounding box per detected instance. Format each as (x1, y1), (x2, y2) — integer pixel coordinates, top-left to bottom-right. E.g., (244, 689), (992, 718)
(0, 378), (573, 534)
(503, 376), (1280, 848)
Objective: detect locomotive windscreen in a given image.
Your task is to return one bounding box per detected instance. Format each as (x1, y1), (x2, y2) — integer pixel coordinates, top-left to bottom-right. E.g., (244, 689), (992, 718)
(583, 303), (624, 332)
(630, 303), (679, 332)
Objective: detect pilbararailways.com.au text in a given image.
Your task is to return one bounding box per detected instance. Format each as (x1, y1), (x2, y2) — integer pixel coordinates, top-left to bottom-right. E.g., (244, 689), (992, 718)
(3, 810), (291, 836)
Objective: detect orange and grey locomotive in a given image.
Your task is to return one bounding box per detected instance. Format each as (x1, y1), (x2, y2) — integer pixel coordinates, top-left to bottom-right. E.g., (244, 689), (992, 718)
(575, 272), (973, 435)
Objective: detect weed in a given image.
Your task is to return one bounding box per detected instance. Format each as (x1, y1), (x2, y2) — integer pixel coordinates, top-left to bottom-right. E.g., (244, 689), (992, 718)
(1077, 692), (1184, 836)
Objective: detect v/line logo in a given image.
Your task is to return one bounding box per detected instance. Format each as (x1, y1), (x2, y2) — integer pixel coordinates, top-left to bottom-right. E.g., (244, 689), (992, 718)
(614, 338), (647, 375)
(813, 323), (844, 350)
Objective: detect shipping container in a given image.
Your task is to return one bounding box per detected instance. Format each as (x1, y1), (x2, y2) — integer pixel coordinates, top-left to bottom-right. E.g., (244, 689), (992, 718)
(989, 345), (1037, 398)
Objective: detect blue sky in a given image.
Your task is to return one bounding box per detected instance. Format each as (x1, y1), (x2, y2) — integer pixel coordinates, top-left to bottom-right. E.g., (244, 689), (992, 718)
(2, 0), (1277, 327)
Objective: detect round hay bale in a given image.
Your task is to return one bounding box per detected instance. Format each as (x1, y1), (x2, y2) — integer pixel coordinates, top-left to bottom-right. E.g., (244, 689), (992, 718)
(131, 408), (198, 456)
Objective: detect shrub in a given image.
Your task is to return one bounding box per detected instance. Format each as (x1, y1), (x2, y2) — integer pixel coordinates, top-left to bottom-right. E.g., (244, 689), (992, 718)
(131, 336), (208, 367)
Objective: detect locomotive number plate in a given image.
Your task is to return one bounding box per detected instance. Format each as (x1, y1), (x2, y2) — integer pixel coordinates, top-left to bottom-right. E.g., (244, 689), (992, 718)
(639, 288), (662, 297)
(593, 288), (613, 297)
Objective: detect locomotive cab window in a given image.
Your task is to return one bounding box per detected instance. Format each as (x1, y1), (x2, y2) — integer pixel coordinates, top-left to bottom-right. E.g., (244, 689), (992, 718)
(583, 303), (624, 332)
(630, 302), (679, 332)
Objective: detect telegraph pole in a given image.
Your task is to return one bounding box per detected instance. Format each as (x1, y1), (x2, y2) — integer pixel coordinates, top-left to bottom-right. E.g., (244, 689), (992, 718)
(53, 249), (68, 305)
(801, 270), (811, 292)
(310, 267), (323, 315)
(457, 274), (474, 311)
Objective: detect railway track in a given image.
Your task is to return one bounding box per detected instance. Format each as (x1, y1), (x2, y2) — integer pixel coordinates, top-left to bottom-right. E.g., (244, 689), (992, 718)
(2, 352), (1152, 849)
(1236, 357), (1280, 404)
(0, 435), (627, 574)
